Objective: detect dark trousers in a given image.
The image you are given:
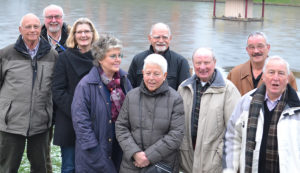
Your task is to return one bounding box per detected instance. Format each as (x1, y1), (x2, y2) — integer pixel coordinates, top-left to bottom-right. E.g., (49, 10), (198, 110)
(0, 130), (49, 173)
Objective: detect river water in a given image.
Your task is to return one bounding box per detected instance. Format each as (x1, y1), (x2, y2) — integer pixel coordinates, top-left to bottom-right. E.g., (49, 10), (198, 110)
(1, 0), (300, 84)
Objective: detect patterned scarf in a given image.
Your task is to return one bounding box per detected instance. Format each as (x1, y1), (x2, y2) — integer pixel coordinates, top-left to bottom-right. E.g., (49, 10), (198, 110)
(98, 67), (125, 122)
(245, 84), (288, 172)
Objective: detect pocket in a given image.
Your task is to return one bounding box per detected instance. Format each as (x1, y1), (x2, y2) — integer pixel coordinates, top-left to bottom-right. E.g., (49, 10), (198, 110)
(0, 99), (12, 125)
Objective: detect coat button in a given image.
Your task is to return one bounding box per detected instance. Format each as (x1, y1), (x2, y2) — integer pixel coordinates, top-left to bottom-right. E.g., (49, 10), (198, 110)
(109, 120), (112, 124)
(106, 102), (109, 105)
(108, 138), (112, 142)
(99, 85), (102, 88)
(109, 156), (111, 159)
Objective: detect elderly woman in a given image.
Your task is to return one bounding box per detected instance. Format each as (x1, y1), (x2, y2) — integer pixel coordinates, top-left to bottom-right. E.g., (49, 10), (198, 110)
(71, 34), (132, 173)
(52, 17), (99, 172)
(116, 54), (185, 173)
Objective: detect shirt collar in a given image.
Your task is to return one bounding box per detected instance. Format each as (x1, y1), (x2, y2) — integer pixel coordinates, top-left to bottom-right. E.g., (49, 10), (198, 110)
(264, 93), (282, 111)
(23, 37), (40, 59)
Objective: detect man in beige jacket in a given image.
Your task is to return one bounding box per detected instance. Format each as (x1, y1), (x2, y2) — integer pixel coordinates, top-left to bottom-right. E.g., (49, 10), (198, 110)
(178, 48), (240, 172)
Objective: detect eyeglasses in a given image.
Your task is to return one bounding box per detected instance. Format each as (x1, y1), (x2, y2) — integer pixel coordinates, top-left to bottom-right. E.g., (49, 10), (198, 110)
(151, 35), (169, 40)
(144, 72), (162, 78)
(109, 53), (123, 59)
(247, 44), (266, 51)
(75, 30), (93, 35)
(45, 15), (62, 20)
(22, 25), (40, 30)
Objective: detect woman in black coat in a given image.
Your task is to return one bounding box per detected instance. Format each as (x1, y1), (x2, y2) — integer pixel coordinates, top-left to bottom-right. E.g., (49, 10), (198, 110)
(52, 17), (99, 173)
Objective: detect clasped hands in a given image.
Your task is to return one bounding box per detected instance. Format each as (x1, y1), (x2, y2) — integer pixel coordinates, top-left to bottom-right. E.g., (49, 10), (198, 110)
(133, 151), (150, 168)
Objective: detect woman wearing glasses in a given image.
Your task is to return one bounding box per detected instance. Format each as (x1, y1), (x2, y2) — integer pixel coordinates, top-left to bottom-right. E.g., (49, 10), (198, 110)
(71, 34), (132, 172)
(52, 18), (99, 173)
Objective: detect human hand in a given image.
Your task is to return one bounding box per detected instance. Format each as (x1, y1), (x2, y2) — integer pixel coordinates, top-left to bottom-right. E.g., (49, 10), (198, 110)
(133, 151), (150, 168)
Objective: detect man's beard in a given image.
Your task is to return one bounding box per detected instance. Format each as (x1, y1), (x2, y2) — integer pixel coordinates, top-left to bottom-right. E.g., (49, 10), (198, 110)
(154, 44), (167, 53)
(48, 24), (61, 33)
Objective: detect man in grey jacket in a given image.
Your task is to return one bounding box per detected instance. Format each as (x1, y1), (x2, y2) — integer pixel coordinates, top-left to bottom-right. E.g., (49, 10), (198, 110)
(178, 48), (240, 172)
(0, 13), (57, 173)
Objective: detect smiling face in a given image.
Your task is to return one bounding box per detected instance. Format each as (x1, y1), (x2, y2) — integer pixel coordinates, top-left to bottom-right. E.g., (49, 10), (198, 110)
(193, 48), (216, 82)
(143, 63), (167, 92)
(75, 23), (93, 52)
(246, 35), (270, 65)
(148, 24), (172, 54)
(19, 14), (41, 46)
(99, 48), (122, 78)
(44, 7), (63, 33)
(262, 59), (289, 101)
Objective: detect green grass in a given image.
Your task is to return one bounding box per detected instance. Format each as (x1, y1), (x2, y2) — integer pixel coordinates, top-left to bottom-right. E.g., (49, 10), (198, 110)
(19, 144), (61, 173)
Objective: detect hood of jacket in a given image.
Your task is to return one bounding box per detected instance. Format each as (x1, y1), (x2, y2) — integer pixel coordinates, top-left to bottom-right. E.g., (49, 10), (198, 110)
(140, 80), (169, 97)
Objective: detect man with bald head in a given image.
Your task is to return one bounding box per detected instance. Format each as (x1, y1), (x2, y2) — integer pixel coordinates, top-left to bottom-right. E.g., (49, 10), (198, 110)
(128, 22), (190, 90)
(178, 48), (240, 172)
(42, 4), (69, 53)
(0, 13), (57, 173)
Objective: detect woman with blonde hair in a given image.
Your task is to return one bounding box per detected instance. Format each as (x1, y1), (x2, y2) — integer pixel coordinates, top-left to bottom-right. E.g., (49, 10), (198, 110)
(52, 17), (99, 173)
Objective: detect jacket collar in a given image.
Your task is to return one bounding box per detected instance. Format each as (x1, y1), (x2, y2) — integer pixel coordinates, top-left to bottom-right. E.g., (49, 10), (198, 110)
(14, 35), (51, 59)
(240, 60), (252, 80)
(67, 48), (93, 77)
(181, 68), (225, 88)
(149, 45), (170, 58)
(140, 80), (169, 96)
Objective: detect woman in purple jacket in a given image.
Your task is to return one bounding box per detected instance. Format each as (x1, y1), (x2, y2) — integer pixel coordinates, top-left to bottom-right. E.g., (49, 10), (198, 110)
(71, 34), (132, 173)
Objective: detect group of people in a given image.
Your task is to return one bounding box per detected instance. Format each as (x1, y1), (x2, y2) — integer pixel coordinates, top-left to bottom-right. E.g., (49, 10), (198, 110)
(0, 3), (299, 173)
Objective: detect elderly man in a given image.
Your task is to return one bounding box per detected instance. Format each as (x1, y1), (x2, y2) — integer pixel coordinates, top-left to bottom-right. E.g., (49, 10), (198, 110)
(0, 13), (57, 173)
(223, 56), (300, 172)
(178, 48), (240, 172)
(42, 4), (69, 53)
(227, 31), (297, 95)
(128, 22), (190, 90)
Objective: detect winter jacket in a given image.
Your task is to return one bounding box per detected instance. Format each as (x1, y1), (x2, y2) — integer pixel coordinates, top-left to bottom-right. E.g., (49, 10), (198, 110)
(41, 23), (69, 53)
(128, 46), (190, 90)
(71, 67), (132, 173)
(227, 60), (297, 95)
(178, 69), (241, 173)
(52, 48), (93, 146)
(0, 35), (58, 136)
(223, 87), (300, 173)
(116, 80), (185, 173)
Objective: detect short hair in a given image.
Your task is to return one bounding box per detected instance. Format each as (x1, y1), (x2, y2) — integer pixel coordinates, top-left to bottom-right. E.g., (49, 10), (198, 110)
(92, 34), (122, 66)
(66, 18), (99, 48)
(192, 47), (216, 61)
(149, 23), (171, 36)
(143, 54), (168, 74)
(43, 4), (64, 18)
(19, 13), (40, 27)
(263, 55), (290, 75)
(247, 31), (268, 45)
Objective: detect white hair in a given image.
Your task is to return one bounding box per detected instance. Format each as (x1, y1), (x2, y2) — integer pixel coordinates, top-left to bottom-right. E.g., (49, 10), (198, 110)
(19, 13), (40, 27)
(43, 4), (64, 18)
(263, 55), (290, 75)
(247, 31), (268, 45)
(143, 54), (168, 74)
(192, 47), (215, 61)
(149, 22), (171, 36)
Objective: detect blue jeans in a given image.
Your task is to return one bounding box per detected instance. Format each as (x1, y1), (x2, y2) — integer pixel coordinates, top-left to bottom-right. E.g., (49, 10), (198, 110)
(61, 146), (75, 173)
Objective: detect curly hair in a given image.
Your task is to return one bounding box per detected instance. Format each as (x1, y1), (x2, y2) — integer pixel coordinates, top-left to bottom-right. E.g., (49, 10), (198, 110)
(91, 34), (122, 66)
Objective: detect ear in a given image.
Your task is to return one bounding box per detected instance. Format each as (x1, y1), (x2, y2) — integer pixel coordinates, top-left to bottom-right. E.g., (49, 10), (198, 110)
(148, 35), (152, 43)
(169, 35), (172, 41)
(163, 72), (168, 80)
(19, 26), (22, 34)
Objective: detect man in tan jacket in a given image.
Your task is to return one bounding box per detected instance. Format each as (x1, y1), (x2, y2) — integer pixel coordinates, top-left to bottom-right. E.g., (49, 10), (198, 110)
(178, 48), (240, 172)
(227, 32), (297, 95)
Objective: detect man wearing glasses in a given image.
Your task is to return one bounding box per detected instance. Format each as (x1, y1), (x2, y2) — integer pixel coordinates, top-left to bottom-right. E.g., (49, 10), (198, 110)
(128, 22), (190, 90)
(41, 4), (70, 53)
(227, 31), (297, 95)
(0, 13), (57, 173)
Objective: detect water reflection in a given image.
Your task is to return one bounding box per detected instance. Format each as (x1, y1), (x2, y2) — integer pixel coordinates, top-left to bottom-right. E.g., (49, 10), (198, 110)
(0, 0), (299, 84)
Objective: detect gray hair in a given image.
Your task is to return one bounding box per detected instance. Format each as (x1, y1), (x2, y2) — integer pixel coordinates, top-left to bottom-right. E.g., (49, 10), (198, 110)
(247, 31), (268, 45)
(43, 4), (64, 18)
(143, 54), (168, 74)
(92, 34), (122, 66)
(263, 55), (290, 75)
(149, 23), (171, 36)
(19, 13), (40, 27)
(192, 47), (216, 61)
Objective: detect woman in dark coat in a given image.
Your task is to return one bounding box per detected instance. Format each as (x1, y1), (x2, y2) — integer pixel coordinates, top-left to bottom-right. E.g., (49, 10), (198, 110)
(52, 18), (99, 173)
(116, 54), (185, 173)
(71, 34), (132, 173)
